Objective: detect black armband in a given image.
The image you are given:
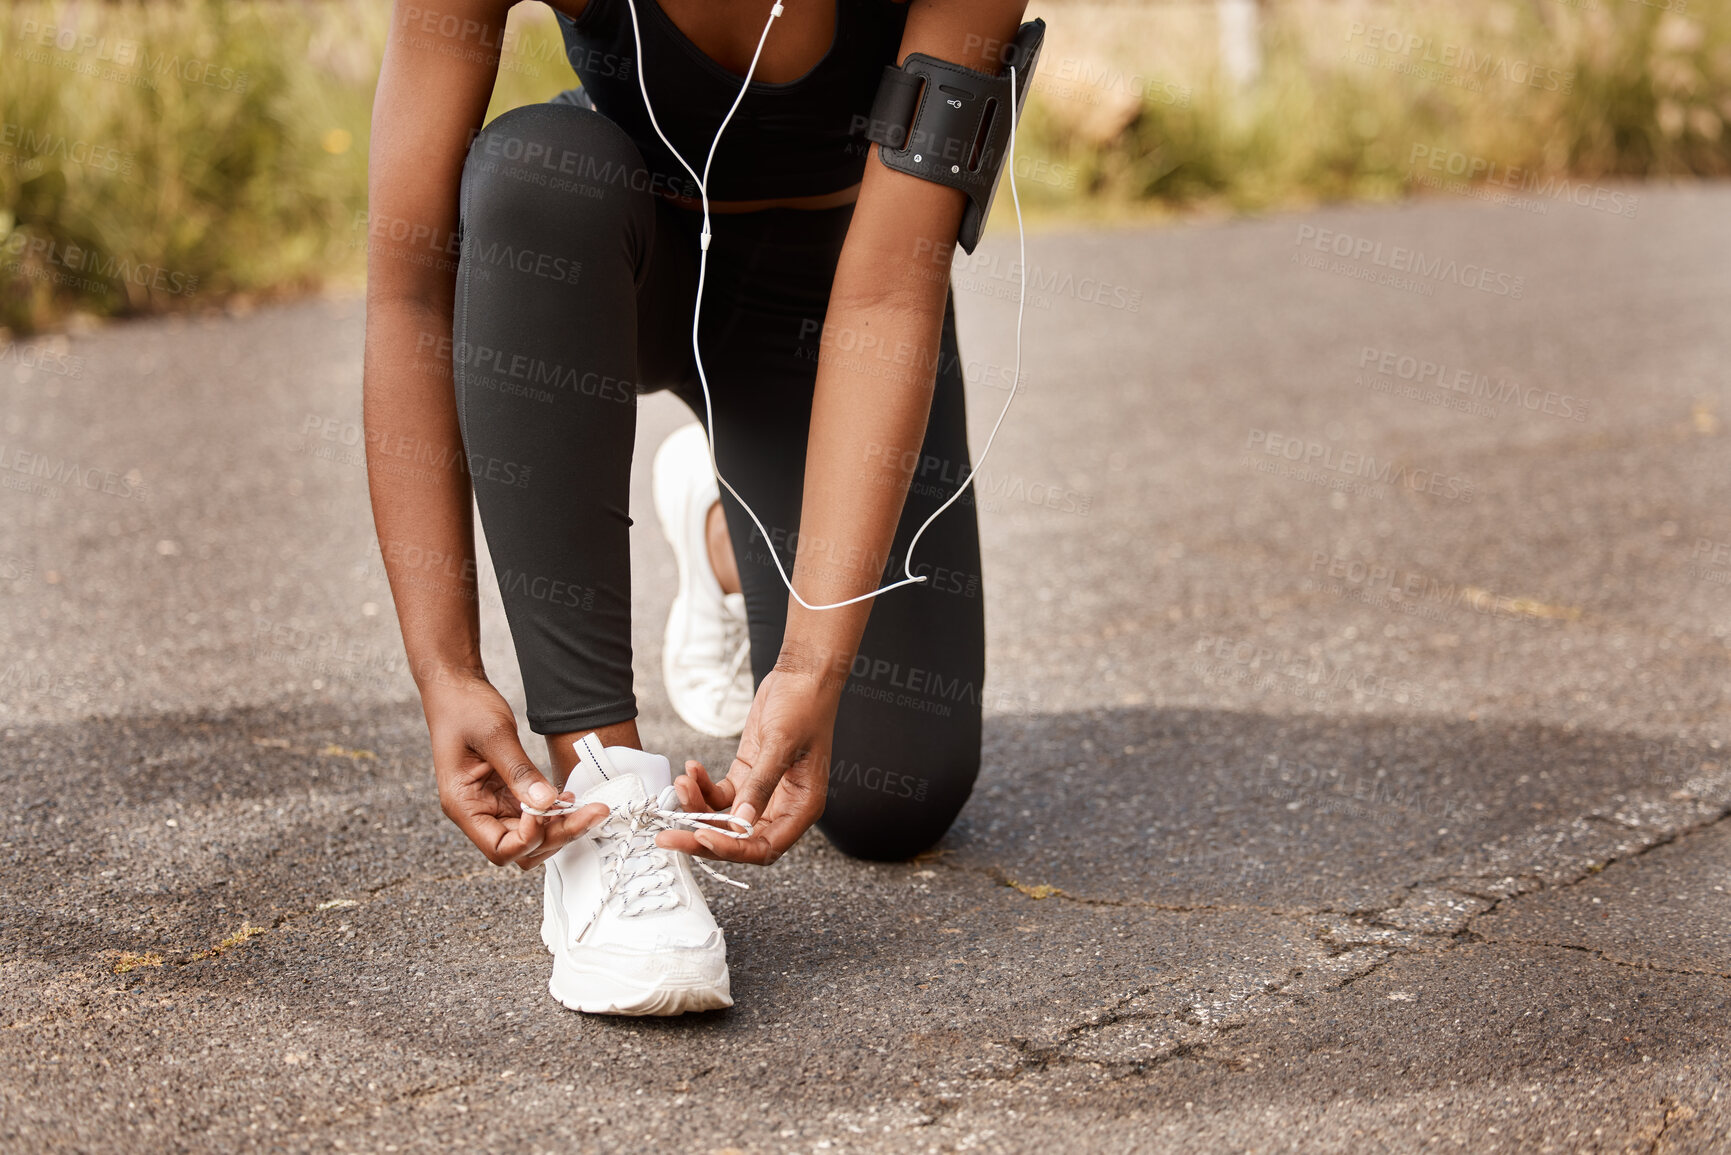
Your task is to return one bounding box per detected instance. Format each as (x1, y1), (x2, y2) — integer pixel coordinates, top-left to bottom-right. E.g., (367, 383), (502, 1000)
(862, 19), (1045, 254)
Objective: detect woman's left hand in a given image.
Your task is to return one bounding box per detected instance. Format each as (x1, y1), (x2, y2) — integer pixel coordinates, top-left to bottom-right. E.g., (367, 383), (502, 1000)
(654, 666), (839, 866)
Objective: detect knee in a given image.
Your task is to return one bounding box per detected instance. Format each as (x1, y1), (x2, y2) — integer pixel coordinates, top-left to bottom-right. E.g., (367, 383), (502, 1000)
(819, 813), (953, 863)
(460, 103), (653, 240)
(816, 757), (979, 863)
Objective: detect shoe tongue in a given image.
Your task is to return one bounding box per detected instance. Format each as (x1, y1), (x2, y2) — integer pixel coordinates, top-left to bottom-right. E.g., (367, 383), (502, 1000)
(559, 732), (615, 796)
(580, 771), (647, 812)
(611, 746), (673, 795)
(561, 733), (674, 811)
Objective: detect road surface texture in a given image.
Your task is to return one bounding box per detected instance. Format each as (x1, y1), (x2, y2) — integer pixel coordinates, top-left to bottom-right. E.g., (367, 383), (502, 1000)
(4, 184), (1730, 1153)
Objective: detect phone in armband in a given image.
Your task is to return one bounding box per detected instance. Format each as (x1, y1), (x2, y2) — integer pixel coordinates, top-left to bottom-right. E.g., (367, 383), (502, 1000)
(862, 18), (1047, 253)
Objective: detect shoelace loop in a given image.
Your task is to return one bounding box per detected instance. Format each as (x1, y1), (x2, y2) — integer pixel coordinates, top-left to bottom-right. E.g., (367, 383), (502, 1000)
(525, 787), (753, 901)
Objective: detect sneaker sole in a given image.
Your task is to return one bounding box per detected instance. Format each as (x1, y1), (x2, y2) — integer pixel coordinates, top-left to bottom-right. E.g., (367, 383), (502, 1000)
(548, 952), (733, 1016)
(653, 425), (748, 738)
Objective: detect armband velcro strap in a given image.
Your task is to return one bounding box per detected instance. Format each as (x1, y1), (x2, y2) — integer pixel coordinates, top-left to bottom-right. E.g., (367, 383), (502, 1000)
(864, 68), (922, 150)
(862, 19), (1044, 254)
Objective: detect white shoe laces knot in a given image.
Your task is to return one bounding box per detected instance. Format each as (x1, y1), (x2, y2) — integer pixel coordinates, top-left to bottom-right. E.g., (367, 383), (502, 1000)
(532, 786), (753, 921)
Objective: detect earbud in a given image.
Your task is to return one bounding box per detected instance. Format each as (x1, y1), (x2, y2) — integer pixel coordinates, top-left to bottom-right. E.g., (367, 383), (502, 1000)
(622, 0), (1027, 611)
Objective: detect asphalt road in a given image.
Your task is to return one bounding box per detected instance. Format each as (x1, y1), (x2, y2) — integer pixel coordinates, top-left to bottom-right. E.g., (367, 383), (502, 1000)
(4, 183), (1730, 1153)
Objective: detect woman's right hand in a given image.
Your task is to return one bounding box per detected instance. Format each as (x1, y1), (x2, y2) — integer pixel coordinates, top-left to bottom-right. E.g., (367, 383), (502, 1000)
(421, 670), (609, 869)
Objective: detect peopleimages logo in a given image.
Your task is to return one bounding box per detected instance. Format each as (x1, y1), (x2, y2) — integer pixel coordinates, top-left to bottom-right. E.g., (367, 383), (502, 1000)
(865, 441), (1094, 516)
(1, 233), (198, 296)
(1408, 144), (1639, 219)
(1306, 551), (1581, 623)
(467, 130), (697, 201)
(1294, 224), (1525, 298)
(1244, 428), (1475, 502)
(1358, 346), (1589, 421)
(1343, 22), (1574, 94)
(920, 239), (1143, 313)
(829, 758), (929, 802)
(1252, 755), (1465, 823)
(0, 338), (84, 379)
(953, 252), (1144, 312)
(397, 5), (577, 66)
(0, 442), (148, 500)
(1192, 635), (1426, 706)
(0, 123), (135, 177)
(16, 20), (250, 92)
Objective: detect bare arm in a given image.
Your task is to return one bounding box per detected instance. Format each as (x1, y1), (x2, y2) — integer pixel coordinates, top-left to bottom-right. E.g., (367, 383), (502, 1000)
(364, 0), (498, 687)
(668, 0), (1030, 863)
(365, 0), (604, 863)
(782, 0), (1028, 678)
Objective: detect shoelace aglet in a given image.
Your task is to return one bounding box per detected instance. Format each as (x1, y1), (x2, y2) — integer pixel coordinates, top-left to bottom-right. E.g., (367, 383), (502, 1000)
(694, 858), (750, 890)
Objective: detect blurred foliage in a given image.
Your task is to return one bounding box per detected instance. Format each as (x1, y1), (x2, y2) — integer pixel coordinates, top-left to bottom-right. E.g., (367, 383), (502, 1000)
(1, 0), (388, 333)
(2, 0), (1729, 333)
(1016, 0), (1731, 217)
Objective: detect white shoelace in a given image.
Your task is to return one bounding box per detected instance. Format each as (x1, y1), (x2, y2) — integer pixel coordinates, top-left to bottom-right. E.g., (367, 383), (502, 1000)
(525, 786), (753, 908)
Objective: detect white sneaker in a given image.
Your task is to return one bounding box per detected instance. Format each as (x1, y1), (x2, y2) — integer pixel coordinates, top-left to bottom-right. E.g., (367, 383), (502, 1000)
(540, 733), (749, 1015)
(653, 423), (754, 737)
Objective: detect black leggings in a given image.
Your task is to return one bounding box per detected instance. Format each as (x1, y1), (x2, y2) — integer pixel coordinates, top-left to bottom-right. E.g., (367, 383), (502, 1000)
(452, 101), (986, 861)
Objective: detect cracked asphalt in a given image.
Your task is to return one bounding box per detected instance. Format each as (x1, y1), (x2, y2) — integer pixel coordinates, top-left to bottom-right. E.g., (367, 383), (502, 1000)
(4, 184), (1731, 1153)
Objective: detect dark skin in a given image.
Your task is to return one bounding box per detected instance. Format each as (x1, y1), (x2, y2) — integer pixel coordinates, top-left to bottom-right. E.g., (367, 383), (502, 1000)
(365, 0), (1026, 874)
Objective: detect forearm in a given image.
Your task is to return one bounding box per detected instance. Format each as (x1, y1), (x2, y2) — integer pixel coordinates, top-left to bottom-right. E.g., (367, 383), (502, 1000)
(363, 0), (508, 689)
(779, 174), (965, 690)
(363, 296), (481, 686)
(776, 0), (1025, 693)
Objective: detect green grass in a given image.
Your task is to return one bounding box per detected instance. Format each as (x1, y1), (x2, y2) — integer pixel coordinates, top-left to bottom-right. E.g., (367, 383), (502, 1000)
(2, 0), (1728, 334)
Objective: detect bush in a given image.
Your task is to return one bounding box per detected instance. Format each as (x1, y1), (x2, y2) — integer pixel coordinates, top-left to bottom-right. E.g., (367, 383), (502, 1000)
(3, 0), (1728, 333)
(0, 0), (392, 333)
(1012, 0), (1731, 217)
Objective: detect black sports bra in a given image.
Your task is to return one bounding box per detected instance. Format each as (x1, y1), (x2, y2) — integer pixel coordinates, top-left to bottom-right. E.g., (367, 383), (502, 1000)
(555, 0), (909, 201)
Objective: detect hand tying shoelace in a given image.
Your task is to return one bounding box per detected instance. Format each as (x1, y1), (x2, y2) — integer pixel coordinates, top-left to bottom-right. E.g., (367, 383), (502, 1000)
(523, 784), (754, 895)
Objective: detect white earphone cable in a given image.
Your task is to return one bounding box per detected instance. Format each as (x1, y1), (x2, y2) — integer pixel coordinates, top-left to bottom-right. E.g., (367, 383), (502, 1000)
(622, 0), (1026, 611)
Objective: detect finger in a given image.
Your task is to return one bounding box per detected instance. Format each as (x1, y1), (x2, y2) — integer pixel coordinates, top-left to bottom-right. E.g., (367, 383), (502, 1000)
(653, 802), (763, 857)
(546, 801), (610, 845)
(691, 813), (794, 866)
(655, 829), (706, 855)
(514, 815), (546, 862)
(751, 807), (816, 863)
(439, 771), (504, 857)
(656, 823), (765, 862)
(672, 764), (707, 813)
(443, 761), (554, 864)
(475, 721), (559, 812)
(449, 805), (535, 867)
(684, 759), (735, 811)
(518, 847), (558, 871)
(660, 762), (743, 851)
(723, 737), (797, 829)
(653, 766), (763, 856)
(658, 807), (805, 864)
(707, 756), (827, 864)
(514, 802), (609, 870)
(654, 782), (744, 855)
